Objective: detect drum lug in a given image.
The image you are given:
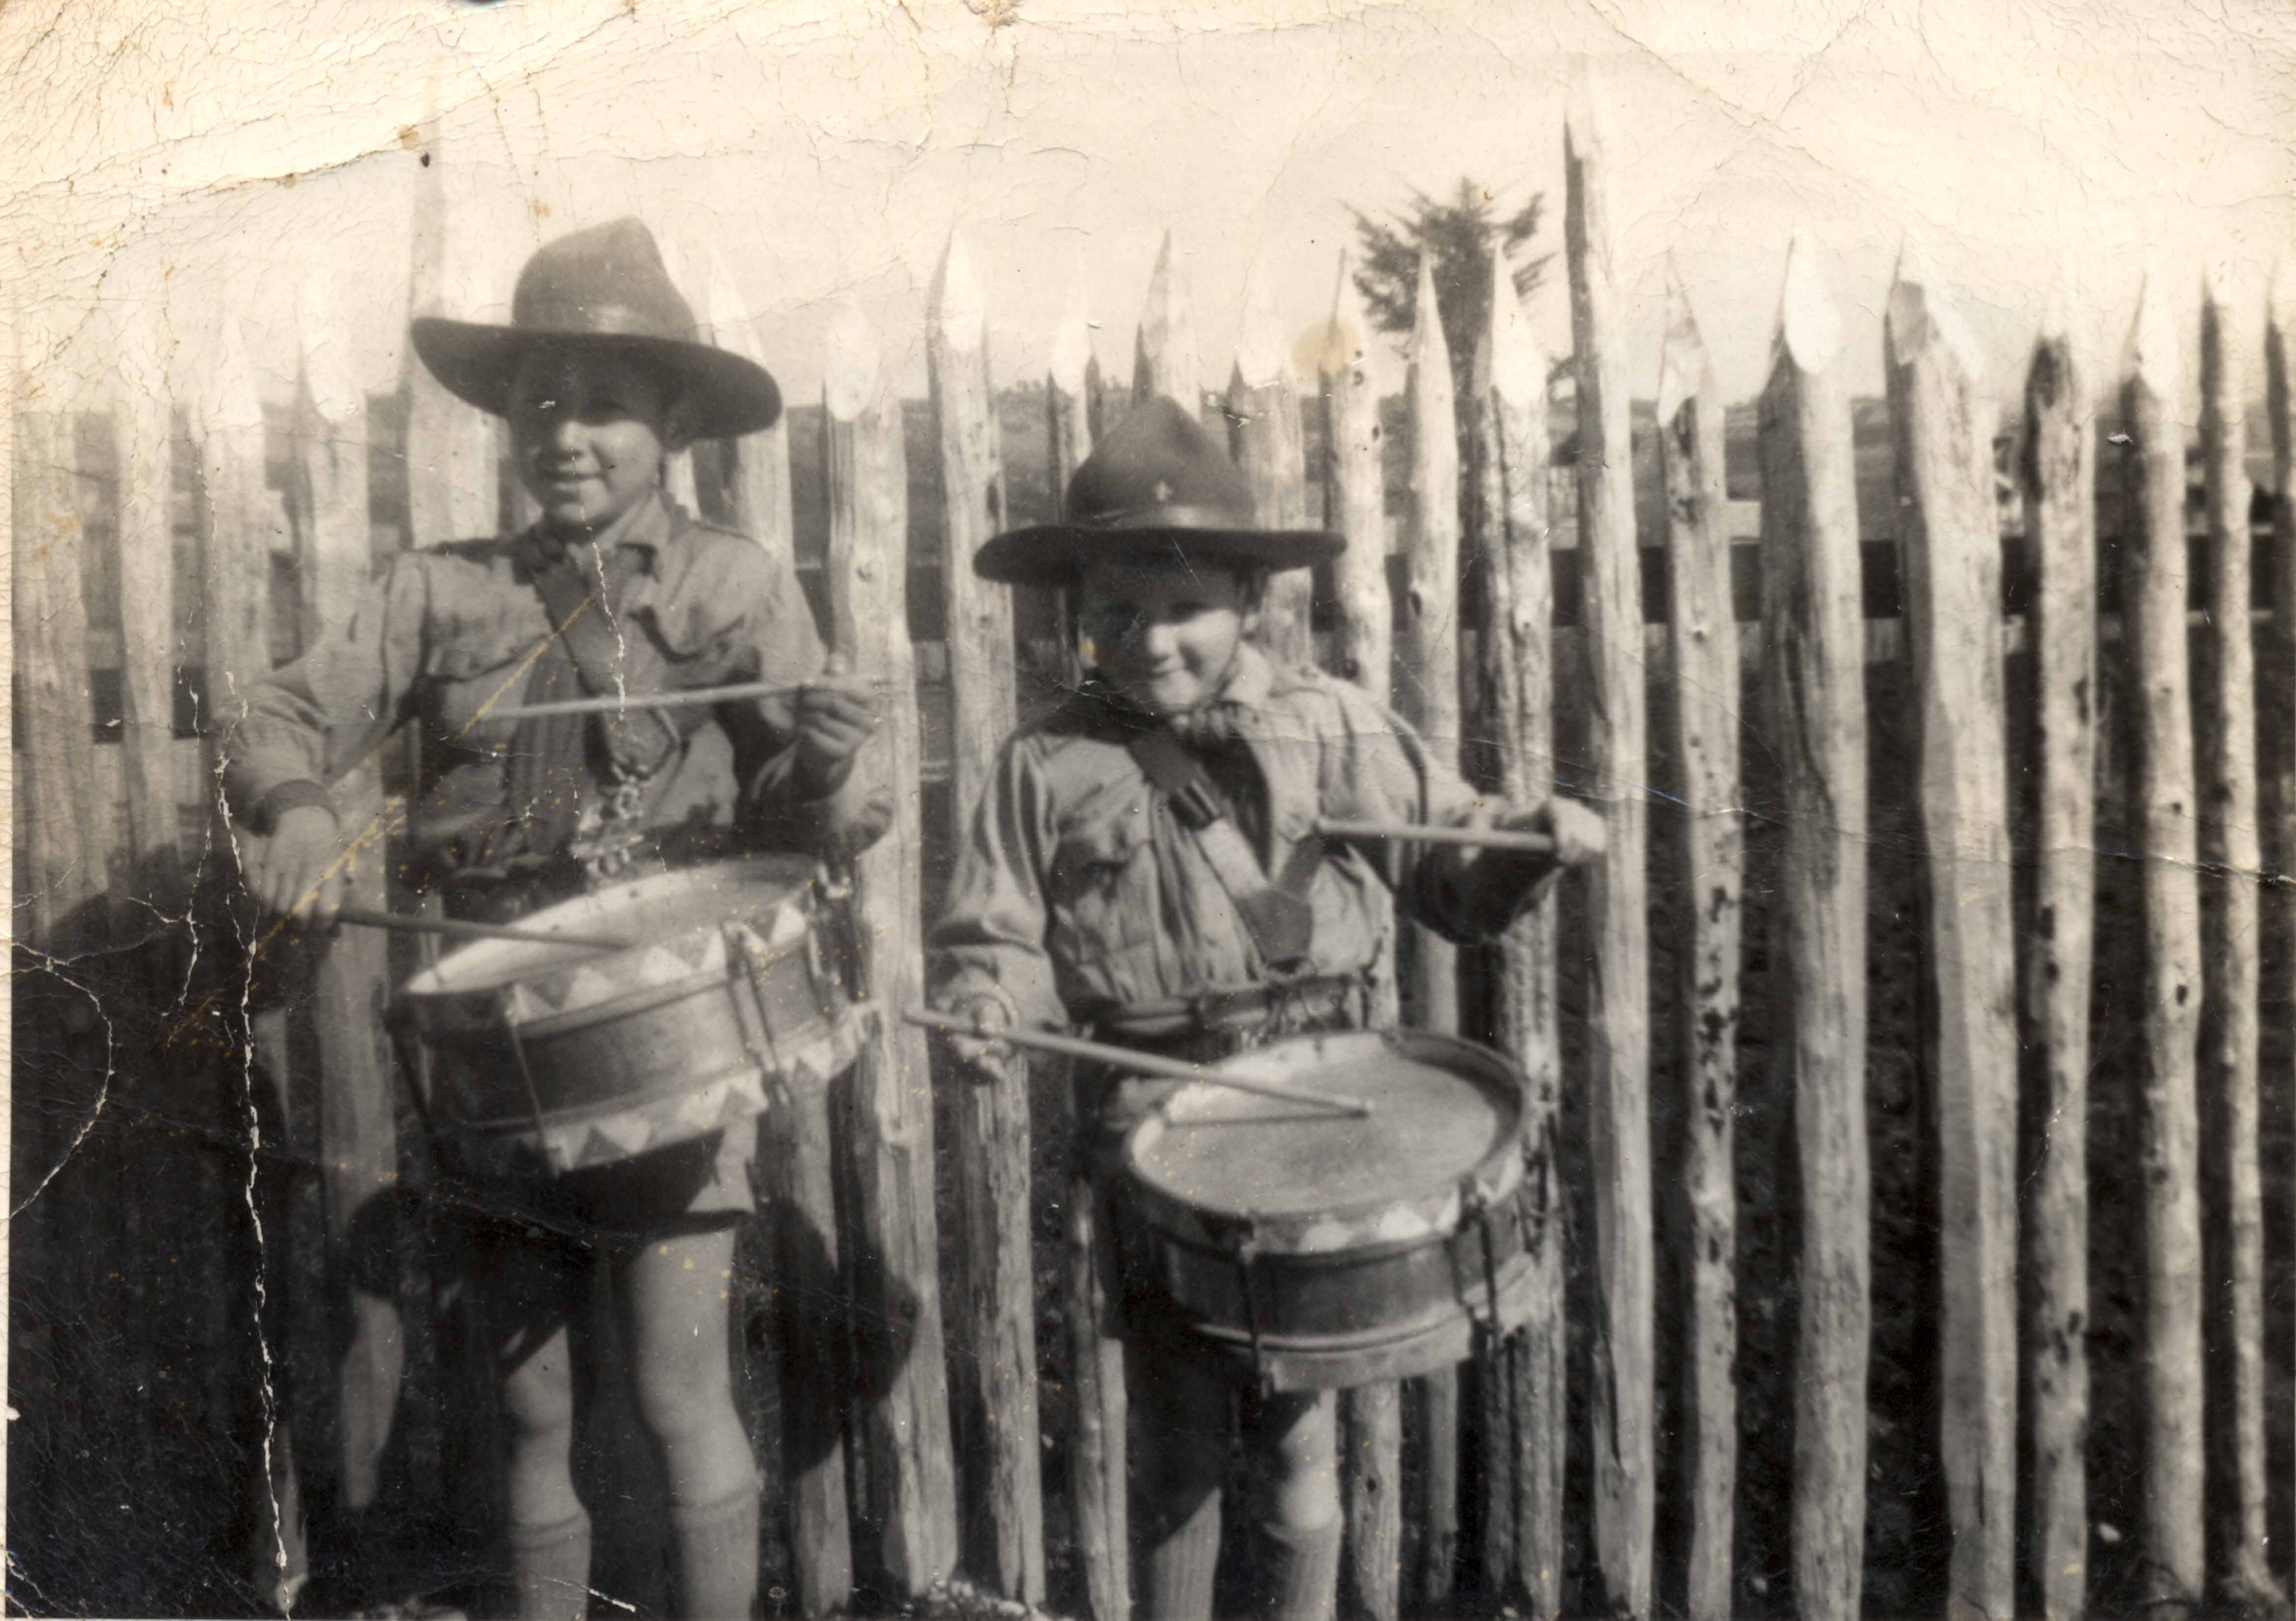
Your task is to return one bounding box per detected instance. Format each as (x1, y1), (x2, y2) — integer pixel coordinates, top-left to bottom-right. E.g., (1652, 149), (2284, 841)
(1459, 1176), (1505, 1361)
(1220, 1228), (1274, 1397)
(723, 921), (786, 1077)
(498, 987), (552, 1147)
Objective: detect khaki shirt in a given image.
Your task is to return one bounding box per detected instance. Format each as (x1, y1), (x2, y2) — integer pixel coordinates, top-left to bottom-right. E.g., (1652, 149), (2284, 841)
(223, 490), (890, 878)
(927, 642), (1533, 1032)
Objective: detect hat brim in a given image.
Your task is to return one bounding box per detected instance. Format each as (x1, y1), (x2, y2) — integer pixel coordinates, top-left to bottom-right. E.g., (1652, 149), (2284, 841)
(974, 522), (1344, 585)
(409, 317), (782, 438)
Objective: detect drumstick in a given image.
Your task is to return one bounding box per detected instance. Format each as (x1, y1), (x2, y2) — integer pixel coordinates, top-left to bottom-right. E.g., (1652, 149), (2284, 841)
(335, 906), (632, 952)
(1312, 817), (1555, 854)
(904, 1006), (1373, 1118)
(485, 678), (884, 723)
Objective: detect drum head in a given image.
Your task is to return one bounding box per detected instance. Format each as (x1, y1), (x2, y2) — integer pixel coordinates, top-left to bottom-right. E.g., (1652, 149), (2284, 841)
(1124, 1030), (1527, 1254)
(401, 854), (817, 1000)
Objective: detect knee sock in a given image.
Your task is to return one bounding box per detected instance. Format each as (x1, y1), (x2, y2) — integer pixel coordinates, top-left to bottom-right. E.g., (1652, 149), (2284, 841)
(507, 1510), (592, 1621)
(669, 1476), (761, 1621)
(1254, 1518), (1342, 1621)
(1138, 1488), (1223, 1621)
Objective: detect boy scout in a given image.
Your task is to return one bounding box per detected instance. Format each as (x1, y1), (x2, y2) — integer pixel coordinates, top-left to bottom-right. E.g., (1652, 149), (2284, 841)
(927, 395), (1600, 1621)
(229, 218), (887, 1620)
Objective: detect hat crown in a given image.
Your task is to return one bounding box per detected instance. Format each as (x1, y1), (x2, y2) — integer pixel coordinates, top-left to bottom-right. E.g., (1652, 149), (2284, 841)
(1063, 395), (1255, 530)
(510, 217), (698, 344)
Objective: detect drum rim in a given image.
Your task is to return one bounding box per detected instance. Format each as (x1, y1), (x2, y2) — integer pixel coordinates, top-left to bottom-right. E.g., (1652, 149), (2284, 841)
(1120, 1027), (1530, 1250)
(1168, 1247), (1540, 1393)
(399, 852), (821, 1001)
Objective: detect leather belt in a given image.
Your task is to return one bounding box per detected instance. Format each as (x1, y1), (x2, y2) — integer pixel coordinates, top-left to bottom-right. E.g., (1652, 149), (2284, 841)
(437, 860), (590, 926)
(1091, 973), (1365, 1050)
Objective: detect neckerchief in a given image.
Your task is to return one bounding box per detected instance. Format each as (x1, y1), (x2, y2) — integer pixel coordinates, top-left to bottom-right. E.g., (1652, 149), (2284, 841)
(503, 493), (668, 858)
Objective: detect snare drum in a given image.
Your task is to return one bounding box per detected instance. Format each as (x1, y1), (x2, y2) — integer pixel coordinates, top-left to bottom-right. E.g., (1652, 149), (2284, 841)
(395, 856), (869, 1177)
(1121, 1029), (1540, 1392)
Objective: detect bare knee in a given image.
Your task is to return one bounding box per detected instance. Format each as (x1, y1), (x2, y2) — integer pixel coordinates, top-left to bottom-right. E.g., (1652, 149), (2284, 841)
(501, 1335), (578, 1450)
(623, 1247), (739, 1452)
(631, 1348), (735, 1451)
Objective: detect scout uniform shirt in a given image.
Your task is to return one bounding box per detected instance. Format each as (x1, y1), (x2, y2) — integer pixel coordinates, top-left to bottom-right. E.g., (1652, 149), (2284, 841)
(223, 488), (890, 890)
(928, 640), (1528, 1044)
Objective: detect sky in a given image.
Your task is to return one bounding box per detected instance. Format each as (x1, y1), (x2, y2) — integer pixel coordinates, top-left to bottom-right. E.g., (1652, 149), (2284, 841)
(5, 0), (2293, 424)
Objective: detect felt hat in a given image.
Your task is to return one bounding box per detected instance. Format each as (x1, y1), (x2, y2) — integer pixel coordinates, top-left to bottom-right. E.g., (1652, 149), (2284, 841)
(973, 394), (1344, 584)
(409, 217), (781, 437)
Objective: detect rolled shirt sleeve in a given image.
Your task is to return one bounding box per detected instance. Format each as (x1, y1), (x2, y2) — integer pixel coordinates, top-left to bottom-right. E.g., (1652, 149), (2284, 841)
(1309, 672), (1557, 946)
(222, 553), (430, 832)
(926, 735), (1065, 1034)
(714, 539), (894, 863)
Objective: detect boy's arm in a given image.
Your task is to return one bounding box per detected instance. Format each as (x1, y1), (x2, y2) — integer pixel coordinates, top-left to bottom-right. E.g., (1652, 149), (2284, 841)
(927, 737), (1065, 1049)
(223, 553), (428, 831)
(722, 545), (894, 861)
(1334, 683), (1599, 943)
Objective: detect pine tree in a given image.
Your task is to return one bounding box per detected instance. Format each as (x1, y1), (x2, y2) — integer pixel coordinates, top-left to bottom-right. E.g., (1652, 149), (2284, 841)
(1348, 178), (1550, 403)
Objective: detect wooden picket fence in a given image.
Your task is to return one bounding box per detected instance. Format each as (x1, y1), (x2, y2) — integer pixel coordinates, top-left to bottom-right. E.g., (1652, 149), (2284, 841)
(11, 97), (2295, 1621)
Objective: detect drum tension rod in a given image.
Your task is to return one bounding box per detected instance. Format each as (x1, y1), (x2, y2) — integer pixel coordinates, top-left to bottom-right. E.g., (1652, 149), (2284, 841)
(1459, 1178), (1505, 1360)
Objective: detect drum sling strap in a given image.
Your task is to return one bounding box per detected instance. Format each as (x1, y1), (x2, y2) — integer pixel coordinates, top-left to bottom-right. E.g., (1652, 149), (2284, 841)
(1126, 725), (1316, 973)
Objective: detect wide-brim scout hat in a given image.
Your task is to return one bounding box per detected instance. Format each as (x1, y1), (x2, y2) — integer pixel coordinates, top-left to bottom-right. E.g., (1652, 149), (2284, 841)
(409, 217), (781, 438)
(974, 393), (1343, 585)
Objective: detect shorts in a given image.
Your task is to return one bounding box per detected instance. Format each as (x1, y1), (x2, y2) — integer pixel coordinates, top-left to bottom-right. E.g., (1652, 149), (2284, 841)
(439, 1123), (759, 1265)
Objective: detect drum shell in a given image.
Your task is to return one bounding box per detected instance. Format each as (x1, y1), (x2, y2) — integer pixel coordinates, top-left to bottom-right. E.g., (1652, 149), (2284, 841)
(416, 933), (838, 1126)
(1119, 1029), (1538, 1392)
(395, 857), (866, 1176)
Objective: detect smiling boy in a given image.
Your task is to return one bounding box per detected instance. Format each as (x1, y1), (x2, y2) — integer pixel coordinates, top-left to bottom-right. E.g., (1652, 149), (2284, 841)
(227, 218), (887, 1620)
(927, 395), (1600, 1621)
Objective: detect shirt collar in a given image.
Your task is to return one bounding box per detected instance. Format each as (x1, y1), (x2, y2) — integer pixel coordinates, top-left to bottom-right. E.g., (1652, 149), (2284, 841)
(522, 487), (677, 576)
(1219, 641), (1273, 709)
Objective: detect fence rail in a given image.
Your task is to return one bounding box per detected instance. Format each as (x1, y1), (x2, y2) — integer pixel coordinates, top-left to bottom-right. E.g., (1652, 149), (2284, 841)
(9, 99), (2295, 1621)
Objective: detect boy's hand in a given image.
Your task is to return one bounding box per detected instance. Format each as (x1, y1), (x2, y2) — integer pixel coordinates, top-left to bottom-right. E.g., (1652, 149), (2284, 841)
(944, 997), (1023, 1084)
(795, 652), (878, 795)
(1521, 796), (1605, 867)
(242, 804), (351, 927)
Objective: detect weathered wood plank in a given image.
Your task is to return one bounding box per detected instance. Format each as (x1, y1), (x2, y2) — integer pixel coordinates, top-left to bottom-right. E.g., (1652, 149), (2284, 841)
(1341, 1378), (1403, 1621)
(189, 311), (314, 1609)
(1398, 250), (1463, 1611)
(760, 1066), (857, 1615)
(1133, 230), (1207, 427)
(928, 228), (1042, 1606)
(824, 297), (961, 1597)
(296, 275), (406, 1528)
(2017, 284), (2095, 1621)
(1322, 250), (1404, 1621)
(1656, 267), (1739, 1621)
(2121, 275), (2207, 1612)
(1047, 280), (1130, 1621)
(2197, 266), (2284, 1611)
(1565, 74), (1654, 1620)
(402, 113), (496, 545)
(1760, 230), (1869, 1621)
(1229, 262), (1314, 666)
(706, 249), (796, 551)
(115, 304), (183, 907)
(1887, 249), (2017, 1621)
(1325, 254), (1393, 700)
(1473, 248), (1565, 1621)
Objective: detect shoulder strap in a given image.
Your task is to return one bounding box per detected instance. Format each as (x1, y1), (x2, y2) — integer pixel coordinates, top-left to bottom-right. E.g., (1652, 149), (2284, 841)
(528, 549), (631, 696)
(1127, 726), (1314, 970)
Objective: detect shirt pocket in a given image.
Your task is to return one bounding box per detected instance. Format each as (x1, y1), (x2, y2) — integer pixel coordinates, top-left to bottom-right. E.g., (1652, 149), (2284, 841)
(1048, 809), (1157, 969)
